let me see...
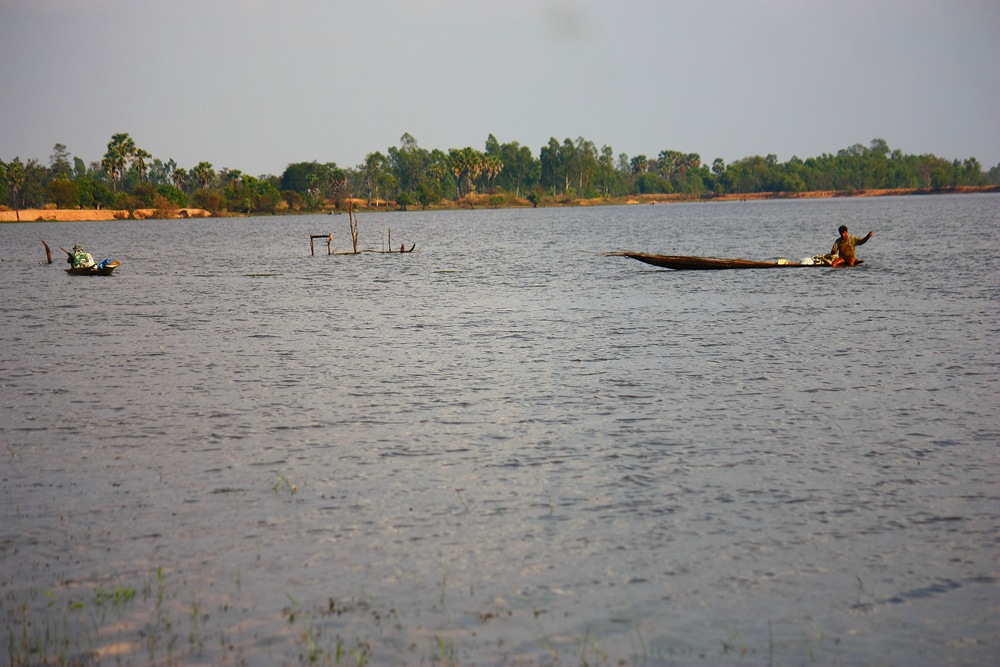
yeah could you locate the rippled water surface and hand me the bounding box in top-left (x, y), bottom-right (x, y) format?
top-left (2, 195), bottom-right (998, 666)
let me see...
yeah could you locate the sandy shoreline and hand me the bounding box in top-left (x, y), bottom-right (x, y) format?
top-left (1, 185), bottom-right (996, 222)
top-left (0, 207), bottom-right (211, 222)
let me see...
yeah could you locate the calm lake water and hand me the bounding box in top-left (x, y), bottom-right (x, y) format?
top-left (2, 195), bottom-right (998, 666)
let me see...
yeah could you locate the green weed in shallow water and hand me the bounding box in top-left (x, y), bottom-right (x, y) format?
top-left (272, 471), bottom-right (299, 496)
top-left (435, 635), bottom-right (458, 667)
top-left (94, 585), bottom-right (136, 607)
top-left (5, 569), bottom-right (851, 666)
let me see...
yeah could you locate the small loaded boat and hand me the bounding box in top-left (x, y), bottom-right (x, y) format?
top-left (62, 244), bottom-right (121, 276)
top-left (65, 259), bottom-right (121, 276)
top-left (608, 251), bottom-right (860, 271)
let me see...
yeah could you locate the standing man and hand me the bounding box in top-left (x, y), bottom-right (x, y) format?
top-left (831, 225), bottom-right (873, 267)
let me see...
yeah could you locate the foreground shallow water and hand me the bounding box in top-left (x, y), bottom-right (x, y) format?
top-left (2, 195), bottom-right (998, 665)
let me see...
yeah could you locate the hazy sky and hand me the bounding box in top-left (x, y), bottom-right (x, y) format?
top-left (2, 0), bottom-right (998, 177)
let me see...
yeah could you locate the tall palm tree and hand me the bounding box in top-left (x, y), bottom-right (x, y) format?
top-left (103, 133), bottom-right (135, 191)
top-left (2, 158), bottom-right (26, 220)
top-left (133, 148), bottom-right (152, 181)
top-left (483, 155), bottom-right (503, 192)
top-left (172, 167), bottom-right (190, 193)
top-left (447, 149), bottom-right (465, 197)
top-left (191, 162), bottom-right (215, 190)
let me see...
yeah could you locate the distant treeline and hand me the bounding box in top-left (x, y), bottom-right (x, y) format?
top-left (2, 133), bottom-right (998, 215)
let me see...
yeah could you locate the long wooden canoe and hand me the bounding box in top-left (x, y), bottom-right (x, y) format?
top-left (608, 251), bottom-right (858, 271)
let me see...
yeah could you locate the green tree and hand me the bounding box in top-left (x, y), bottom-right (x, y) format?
top-left (448, 146), bottom-right (483, 198)
top-left (539, 138), bottom-right (566, 195)
top-left (49, 143), bottom-right (72, 180)
top-left (416, 179), bottom-right (441, 209)
top-left (192, 188), bottom-right (226, 213)
top-left (494, 139), bottom-right (538, 197)
top-left (987, 162), bottom-right (1000, 185)
top-left (635, 171), bottom-right (669, 194)
top-left (156, 183), bottom-right (188, 207)
top-left (75, 176), bottom-right (113, 209)
top-left (396, 191), bottom-right (412, 211)
top-left (73, 156), bottom-right (87, 180)
top-left (571, 137), bottom-right (598, 196)
top-left (171, 167), bottom-right (190, 193)
top-left (387, 133), bottom-right (431, 199)
top-left (226, 174), bottom-right (280, 214)
top-left (20, 159), bottom-right (49, 208)
top-left (132, 182), bottom-right (157, 207)
top-left (280, 162), bottom-right (314, 193)
top-left (132, 148), bottom-right (152, 182)
top-left (960, 157), bottom-right (984, 186)
top-left (49, 178), bottom-right (80, 208)
top-left (597, 145), bottom-right (616, 196)
top-left (361, 151), bottom-right (388, 206)
top-left (426, 149), bottom-right (455, 199)
top-left (1, 159), bottom-right (27, 218)
top-left (191, 162), bottom-right (216, 190)
top-left (102, 132), bottom-right (136, 191)
top-left (480, 154), bottom-right (503, 192)
top-left (149, 158), bottom-right (176, 186)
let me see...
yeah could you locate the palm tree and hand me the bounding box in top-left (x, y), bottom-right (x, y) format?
top-left (191, 162), bottom-right (215, 190)
top-left (103, 133), bottom-right (136, 191)
top-left (462, 147), bottom-right (484, 196)
top-left (172, 167), bottom-right (190, 193)
top-left (448, 148), bottom-right (466, 197)
top-left (219, 168), bottom-right (243, 188)
top-left (483, 155), bottom-right (503, 192)
top-left (133, 148), bottom-right (152, 181)
top-left (1, 158), bottom-right (26, 220)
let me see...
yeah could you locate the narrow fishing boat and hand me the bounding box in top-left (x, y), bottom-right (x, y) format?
top-left (608, 251), bottom-right (860, 270)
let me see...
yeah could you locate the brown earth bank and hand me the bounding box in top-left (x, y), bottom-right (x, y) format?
top-left (2, 186), bottom-right (996, 222)
top-left (618, 185), bottom-right (999, 206)
top-left (0, 207), bottom-right (211, 222)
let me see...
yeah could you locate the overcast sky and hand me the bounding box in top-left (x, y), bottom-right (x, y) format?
top-left (2, 0), bottom-right (997, 177)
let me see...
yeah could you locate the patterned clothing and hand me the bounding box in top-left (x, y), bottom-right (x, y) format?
top-left (69, 249), bottom-right (95, 268)
top-left (831, 234), bottom-right (869, 262)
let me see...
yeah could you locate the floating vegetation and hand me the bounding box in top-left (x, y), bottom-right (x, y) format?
top-left (2, 475), bottom-right (850, 666)
top-left (271, 471), bottom-right (298, 496)
top-left (4, 565), bottom-right (856, 667)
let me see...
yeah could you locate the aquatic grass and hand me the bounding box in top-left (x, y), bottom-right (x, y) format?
top-left (5, 568), bottom-right (848, 666)
top-left (272, 470), bottom-right (299, 496)
top-left (283, 595), bottom-right (374, 666)
top-left (437, 551), bottom-right (449, 611)
top-left (6, 581), bottom-right (142, 666)
top-left (575, 627), bottom-right (609, 667)
top-left (435, 635), bottom-right (458, 667)
top-left (720, 627), bottom-right (752, 659)
top-left (94, 585), bottom-right (136, 607)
